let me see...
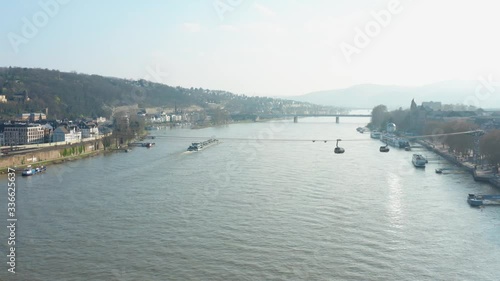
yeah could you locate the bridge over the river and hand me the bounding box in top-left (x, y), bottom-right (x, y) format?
top-left (256, 114), bottom-right (372, 123)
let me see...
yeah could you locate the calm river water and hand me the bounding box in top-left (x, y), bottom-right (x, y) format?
top-left (1, 117), bottom-right (500, 281)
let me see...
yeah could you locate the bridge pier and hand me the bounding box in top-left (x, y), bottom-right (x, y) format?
top-left (336, 116), bottom-right (339, 123)
top-left (294, 116), bottom-right (298, 123)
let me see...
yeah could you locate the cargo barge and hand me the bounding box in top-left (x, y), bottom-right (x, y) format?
top-left (467, 194), bottom-right (500, 207)
top-left (187, 138), bottom-right (219, 152)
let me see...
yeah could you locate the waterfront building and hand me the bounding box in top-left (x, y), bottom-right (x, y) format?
top-left (53, 125), bottom-right (82, 143)
top-left (3, 123), bottom-right (45, 145)
top-left (43, 124), bottom-right (53, 143)
top-left (78, 122), bottom-right (99, 138)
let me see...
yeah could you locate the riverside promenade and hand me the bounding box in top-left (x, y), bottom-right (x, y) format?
top-left (417, 140), bottom-right (500, 188)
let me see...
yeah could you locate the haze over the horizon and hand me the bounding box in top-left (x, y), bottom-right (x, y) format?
top-left (1, 0), bottom-right (499, 97)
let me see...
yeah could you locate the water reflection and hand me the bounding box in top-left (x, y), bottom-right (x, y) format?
top-left (386, 172), bottom-right (404, 229)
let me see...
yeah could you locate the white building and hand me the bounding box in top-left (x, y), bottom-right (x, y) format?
top-left (78, 122), bottom-right (99, 139)
top-left (53, 126), bottom-right (82, 143)
top-left (170, 114), bottom-right (182, 122)
top-left (95, 117), bottom-right (107, 123)
top-left (3, 123), bottom-right (45, 145)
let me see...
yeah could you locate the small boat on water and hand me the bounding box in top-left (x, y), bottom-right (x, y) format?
top-left (379, 145), bottom-right (390, 152)
top-left (467, 194), bottom-right (500, 207)
top-left (22, 165), bottom-right (47, 176)
top-left (22, 165), bottom-right (34, 176)
top-left (356, 127), bottom-right (365, 133)
top-left (142, 142), bottom-right (155, 148)
top-left (412, 154), bottom-right (427, 168)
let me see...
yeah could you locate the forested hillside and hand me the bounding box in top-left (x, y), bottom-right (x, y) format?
top-left (0, 67), bottom-right (340, 120)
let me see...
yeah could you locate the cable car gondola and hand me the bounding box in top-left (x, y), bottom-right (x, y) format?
top-left (334, 139), bottom-right (345, 154)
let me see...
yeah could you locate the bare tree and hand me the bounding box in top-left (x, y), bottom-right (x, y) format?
top-left (480, 130), bottom-right (500, 172)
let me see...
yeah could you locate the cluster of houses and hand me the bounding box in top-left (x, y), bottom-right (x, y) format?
top-left (0, 113), bottom-right (104, 146)
top-left (140, 111), bottom-right (204, 124)
top-left (408, 100), bottom-right (500, 133)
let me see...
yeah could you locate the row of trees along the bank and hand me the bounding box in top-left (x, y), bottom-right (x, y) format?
top-left (369, 104), bottom-right (500, 170)
top-left (102, 113), bottom-right (145, 149)
top-left (369, 105), bottom-right (412, 132)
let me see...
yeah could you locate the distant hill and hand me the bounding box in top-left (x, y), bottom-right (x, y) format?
top-left (0, 67), bottom-right (337, 119)
top-left (289, 81), bottom-right (500, 109)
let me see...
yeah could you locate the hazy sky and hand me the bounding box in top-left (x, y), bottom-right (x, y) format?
top-left (1, 0), bottom-right (499, 96)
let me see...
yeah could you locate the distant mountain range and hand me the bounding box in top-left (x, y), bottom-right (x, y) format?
top-left (288, 81), bottom-right (500, 110)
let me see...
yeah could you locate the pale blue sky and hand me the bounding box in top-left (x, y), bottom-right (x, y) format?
top-left (1, 0), bottom-right (499, 96)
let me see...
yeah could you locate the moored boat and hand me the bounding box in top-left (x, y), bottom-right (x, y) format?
top-left (412, 154), bottom-right (427, 168)
top-left (370, 130), bottom-right (381, 139)
top-left (35, 166), bottom-right (46, 174)
top-left (379, 144), bottom-right (390, 152)
top-left (22, 165), bottom-right (34, 176)
top-left (380, 133), bottom-right (410, 148)
top-left (467, 194), bottom-right (500, 206)
top-left (142, 142), bottom-right (155, 148)
top-left (22, 165), bottom-right (46, 176)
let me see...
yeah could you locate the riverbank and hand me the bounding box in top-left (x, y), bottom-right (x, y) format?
top-left (417, 139), bottom-right (500, 188)
top-left (0, 142), bottom-right (103, 174)
top-left (0, 132), bottom-right (148, 173)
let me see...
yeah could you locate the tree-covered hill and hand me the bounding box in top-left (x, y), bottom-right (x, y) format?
top-left (0, 67), bottom-right (342, 120)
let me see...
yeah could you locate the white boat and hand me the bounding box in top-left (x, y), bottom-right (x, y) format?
top-left (412, 154), bottom-right (427, 168)
top-left (381, 133), bottom-right (410, 148)
top-left (22, 165), bottom-right (34, 176)
top-left (21, 165), bottom-right (47, 176)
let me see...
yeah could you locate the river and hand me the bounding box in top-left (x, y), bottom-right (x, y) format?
top-left (1, 117), bottom-right (500, 281)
